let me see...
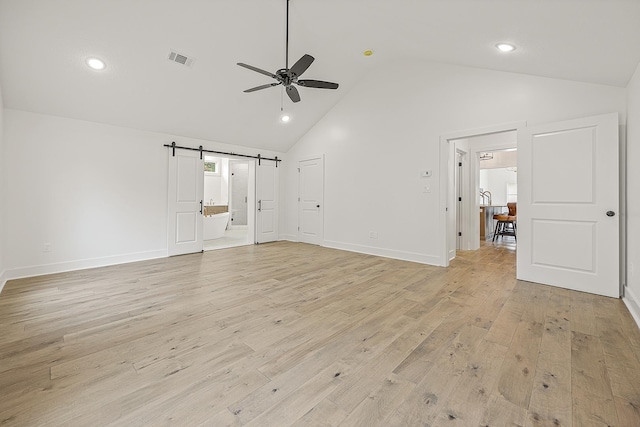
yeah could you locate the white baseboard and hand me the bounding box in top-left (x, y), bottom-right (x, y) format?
top-left (0, 269), bottom-right (7, 295)
top-left (323, 240), bottom-right (441, 266)
top-left (623, 286), bottom-right (640, 330)
top-left (1, 249), bottom-right (168, 285)
top-left (279, 234), bottom-right (298, 242)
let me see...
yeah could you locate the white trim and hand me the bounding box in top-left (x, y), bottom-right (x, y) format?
top-left (0, 269), bottom-right (7, 295)
top-left (323, 240), bottom-right (441, 266)
top-left (1, 249), bottom-right (167, 285)
top-left (279, 234), bottom-right (298, 242)
top-left (298, 154), bottom-right (325, 163)
top-left (439, 121), bottom-right (526, 267)
top-left (623, 286), bottom-right (640, 330)
top-left (439, 121), bottom-right (527, 143)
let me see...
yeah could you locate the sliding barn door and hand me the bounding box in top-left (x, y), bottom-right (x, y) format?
top-left (256, 161), bottom-right (279, 243)
top-left (168, 150), bottom-right (204, 256)
top-left (517, 113), bottom-right (619, 297)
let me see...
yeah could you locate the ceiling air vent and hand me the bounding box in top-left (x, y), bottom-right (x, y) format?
top-left (168, 50), bottom-right (194, 67)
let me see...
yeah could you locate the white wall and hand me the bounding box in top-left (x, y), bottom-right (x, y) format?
top-left (3, 109), bottom-right (284, 279)
top-left (479, 169), bottom-right (517, 206)
top-left (282, 60), bottom-right (627, 265)
top-left (625, 62), bottom-right (640, 326)
top-left (204, 157), bottom-right (229, 206)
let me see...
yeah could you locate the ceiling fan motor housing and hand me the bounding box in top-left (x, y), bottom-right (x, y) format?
top-left (277, 69), bottom-right (293, 85)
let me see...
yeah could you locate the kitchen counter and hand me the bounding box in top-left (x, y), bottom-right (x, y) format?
top-left (480, 205), bottom-right (507, 240)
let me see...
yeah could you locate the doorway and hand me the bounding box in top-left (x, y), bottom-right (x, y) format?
top-left (202, 156), bottom-right (256, 251)
top-left (439, 122), bottom-right (523, 266)
top-left (168, 148), bottom-right (279, 256)
top-left (449, 131), bottom-right (518, 256)
top-left (478, 148), bottom-right (518, 247)
top-left (440, 114), bottom-right (620, 298)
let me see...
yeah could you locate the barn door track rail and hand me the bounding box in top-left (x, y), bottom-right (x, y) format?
top-left (164, 142), bottom-right (281, 166)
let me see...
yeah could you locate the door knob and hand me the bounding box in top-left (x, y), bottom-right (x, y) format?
top-left (606, 211), bottom-right (615, 217)
top-left (316, 205), bottom-right (320, 208)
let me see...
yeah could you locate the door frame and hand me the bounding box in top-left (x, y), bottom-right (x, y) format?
top-left (439, 121), bottom-right (526, 267)
top-left (455, 150), bottom-right (464, 251)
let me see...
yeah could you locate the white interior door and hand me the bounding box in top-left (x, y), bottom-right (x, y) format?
top-left (168, 150), bottom-right (204, 256)
top-left (298, 156), bottom-right (324, 245)
top-left (256, 160), bottom-right (278, 243)
top-left (517, 112), bottom-right (619, 297)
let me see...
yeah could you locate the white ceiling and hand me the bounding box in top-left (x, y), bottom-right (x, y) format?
top-left (1, 0), bottom-right (639, 152)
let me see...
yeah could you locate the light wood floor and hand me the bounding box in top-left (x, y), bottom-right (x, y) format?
top-left (1, 241), bottom-right (640, 426)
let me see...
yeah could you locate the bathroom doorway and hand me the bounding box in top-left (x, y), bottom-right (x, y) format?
top-left (202, 156), bottom-right (255, 251)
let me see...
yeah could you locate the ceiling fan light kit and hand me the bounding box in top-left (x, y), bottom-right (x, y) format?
top-left (237, 0), bottom-right (339, 104)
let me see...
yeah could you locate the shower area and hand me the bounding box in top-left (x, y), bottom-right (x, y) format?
top-left (229, 161), bottom-right (249, 228)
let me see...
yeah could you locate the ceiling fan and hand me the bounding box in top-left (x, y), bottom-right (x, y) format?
top-left (237, 0), bottom-right (339, 103)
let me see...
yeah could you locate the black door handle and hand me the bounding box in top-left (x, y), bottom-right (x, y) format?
top-left (606, 211), bottom-right (615, 217)
top-left (316, 205), bottom-right (320, 208)
top-left (200, 200), bottom-right (203, 214)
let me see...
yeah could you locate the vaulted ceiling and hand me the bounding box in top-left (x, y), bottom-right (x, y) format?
top-left (1, 0), bottom-right (639, 152)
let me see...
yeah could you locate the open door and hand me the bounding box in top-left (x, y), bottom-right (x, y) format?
top-left (256, 161), bottom-right (278, 243)
top-left (168, 150), bottom-right (204, 256)
top-left (298, 156), bottom-right (324, 245)
top-left (517, 113), bottom-right (619, 297)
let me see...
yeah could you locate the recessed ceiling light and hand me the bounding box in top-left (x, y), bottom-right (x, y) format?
top-left (363, 50), bottom-right (373, 57)
top-left (496, 43), bottom-right (516, 52)
top-left (86, 57), bottom-right (106, 70)
top-left (281, 114), bottom-right (291, 123)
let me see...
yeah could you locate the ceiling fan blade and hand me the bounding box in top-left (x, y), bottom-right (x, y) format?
top-left (237, 63), bottom-right (278, 80)
top-left (286, 85), bottom-right (301, 103)
top-left (297, 79), bottom-right (339, 89)
top-left (289, 54), bottom-right (314, 77)
top-left (243, 82), bottom-right (281, 93)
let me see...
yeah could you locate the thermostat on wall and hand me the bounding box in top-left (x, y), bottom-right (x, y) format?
top-left (421, 170), bottom-right (432, 178)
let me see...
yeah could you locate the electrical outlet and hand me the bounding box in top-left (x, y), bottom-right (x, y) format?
top-left (369, 231), bottom-right (378, 239)
top-left (43, 243), bottom-right (52, 252)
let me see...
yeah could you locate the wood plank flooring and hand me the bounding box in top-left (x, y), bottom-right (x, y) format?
top-left (1, 241), bottom-right (640, 426)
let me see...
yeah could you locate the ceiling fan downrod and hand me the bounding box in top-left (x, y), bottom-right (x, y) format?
top-left (285, 0), bottom-right (289, 70)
